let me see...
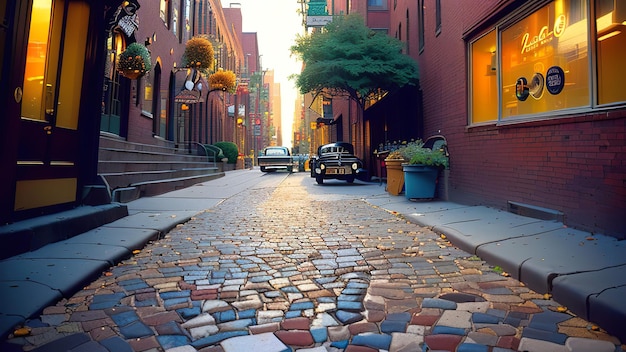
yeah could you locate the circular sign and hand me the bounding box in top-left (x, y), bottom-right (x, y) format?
top-left (515, 77), bottom-right (529, 101)
top-left (529, 72), bottom-right (545, 100)
top-left (546, 66), bottom-right (565, 95)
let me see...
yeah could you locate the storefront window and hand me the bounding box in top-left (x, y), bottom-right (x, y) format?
top-left (596, 0), bottom-right (626, 105)
top-left (501, 0), bottom-right (589, 118)
top-left (470, 30), bottom-right (498, 124)
top-left (160, 0), bottom-right (168, 24)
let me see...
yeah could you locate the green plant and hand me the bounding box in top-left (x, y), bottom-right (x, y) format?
top-left (407, 147), bottom-right (449, 168)
top-left (213, 141), bottom-right (238, 164)
top-left (385, 139), bottom-right (422, 160)
top-left (117, 42), bottom-right (152, 77)
top-left (393, 139), bottom-right (448, 168)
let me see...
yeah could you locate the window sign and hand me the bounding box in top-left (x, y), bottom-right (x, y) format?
top-left (501, 0), bottom-right (589, 118)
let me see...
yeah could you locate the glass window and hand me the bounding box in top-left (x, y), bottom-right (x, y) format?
top-left (160, 0), bottom-right (168, 24)
top-left (172, 7), bottom-right (178, 37)
top-left (596, 0), bottom-right (626, 105)
top-left (418, 0), bottom-right (424, 52)
top-left (470, 30), bottom-right (498, 124)
top-left (435, 0), bottom-right (441, 36)
top-left (143, 72), bottom-right (153, 116)
top-left (22, 0), bottom-right (55, 121)
top-left (368, 0), bottom-right (387, 10)
top-left (159, 97), bottom-right (167, 138)
top-left (101, 34), bottom-right (123, 135)
top-left (500, 0), bottom-right (589, 118)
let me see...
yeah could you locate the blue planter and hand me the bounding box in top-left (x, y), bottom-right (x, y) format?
top-left (402, 164), bottom-right (439, 199)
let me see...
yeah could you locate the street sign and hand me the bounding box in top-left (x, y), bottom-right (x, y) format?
top-left (254, 125), bottom-right (261, 136)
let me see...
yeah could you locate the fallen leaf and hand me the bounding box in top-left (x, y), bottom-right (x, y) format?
top-left (14, 327), bottom-right (31, 336)
top-left (557, 306), bottom-right (568, 312)
top-left (132, 249), bottom-right (141, 254)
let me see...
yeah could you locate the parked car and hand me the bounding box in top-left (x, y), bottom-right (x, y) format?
top-left (310, 142), bottom-right (364, 184)
top-left (258, 146), bottom-right (293, 172)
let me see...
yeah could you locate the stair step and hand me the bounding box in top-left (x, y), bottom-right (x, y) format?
top-left (112, 172), bottom-right (225, 202)
top-left (98, 135), bottom-right (223, 199)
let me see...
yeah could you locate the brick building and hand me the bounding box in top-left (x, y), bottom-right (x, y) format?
top-left (304, 0), bottom-right (625, 238)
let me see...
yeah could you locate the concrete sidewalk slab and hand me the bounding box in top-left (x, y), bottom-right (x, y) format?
top-left (104, 211), bottom-right (198, 234)
top-left (366, 199), bottom-right (465, 216)
top-left (552, 265), bottom-right (626, 342)
top-left (11, 242), bottom-right (130, 266)
top-left (127, 197), bottom-right (222, 212)
top-left (0, 258), bottom-right (110, 296)
top-left (0, 280), bottom-right (63, 333)
top-left (62, 227), bottom-right (159, 251)
top-left (0, 203), bottom-right (128, 260)
top-left (433, 217), bottom-right (563, 254)
top-left (475, 227), bottom-right (626, 294)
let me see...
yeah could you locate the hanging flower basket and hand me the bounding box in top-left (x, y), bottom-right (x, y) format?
top-left (117, 42), bottom-right (152, 79)
top-left (119, 69), bottom-right (143, 79)
top-left (209, 69), bottom-right (237, 93)
top-left (182, 36), bottom-right (214, 74)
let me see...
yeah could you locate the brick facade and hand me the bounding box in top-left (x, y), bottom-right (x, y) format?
top-left (413, 0), bottom-right (626, 238)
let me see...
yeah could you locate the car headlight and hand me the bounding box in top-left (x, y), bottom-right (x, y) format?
top-left (351, 163), bottom-right (358, 170)
top-left (320, 163), bottom-right (326, 170)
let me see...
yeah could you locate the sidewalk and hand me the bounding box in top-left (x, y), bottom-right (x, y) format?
top-left (0, 173), bottom-right (624, 343)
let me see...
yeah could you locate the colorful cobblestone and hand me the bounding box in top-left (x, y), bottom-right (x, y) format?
top-left (3, 175), bottom-right (623, 351)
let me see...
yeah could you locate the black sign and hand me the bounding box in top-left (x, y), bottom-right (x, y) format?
top-left (546, 66), bottom-right (565, 95)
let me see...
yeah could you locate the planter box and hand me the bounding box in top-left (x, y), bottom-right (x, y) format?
top-left (402, 164), bottom-right (439, 199)
top-left (384, 158), bottom-right (406, 196)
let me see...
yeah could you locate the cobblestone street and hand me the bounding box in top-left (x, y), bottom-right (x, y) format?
top-left (5, 173), bottom-right (622, 351)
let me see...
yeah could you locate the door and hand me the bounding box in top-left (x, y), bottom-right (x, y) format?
top-left (14, 0), bottom-right (90, 215)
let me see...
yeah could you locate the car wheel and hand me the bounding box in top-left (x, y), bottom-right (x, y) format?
top-left (316, 176), bottom-right (324, 184)
top-left (287, 166), bottom-right (293, 173)
top-left (260, 166), bottom-right (267, 172)
top-left (346, 176), bottom-right (355, 183)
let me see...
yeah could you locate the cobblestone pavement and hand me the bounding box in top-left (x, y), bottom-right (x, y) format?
top-left (5, 174), bottom-right (623, 351)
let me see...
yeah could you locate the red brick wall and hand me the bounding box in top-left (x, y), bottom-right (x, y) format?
top-left (416, 0), bottom-right (626, 238)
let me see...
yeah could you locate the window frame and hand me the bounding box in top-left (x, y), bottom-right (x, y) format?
top-left (467, 0), bottom-right (623, 127)
top-left (418, 0), bottom-right (424, 53)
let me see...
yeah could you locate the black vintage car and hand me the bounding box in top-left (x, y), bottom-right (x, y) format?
top-left (310, 142), bottom-right (365, 184)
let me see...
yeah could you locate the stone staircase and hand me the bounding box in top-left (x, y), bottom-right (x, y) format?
top-left (98, 135), bottom-right (224, 202)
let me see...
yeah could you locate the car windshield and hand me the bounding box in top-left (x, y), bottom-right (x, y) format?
top-left (265, 148), bottom-right (287, 156)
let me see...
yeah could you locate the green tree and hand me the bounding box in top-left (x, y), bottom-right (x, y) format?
top-left (290, 14), bottom-right (419, 110)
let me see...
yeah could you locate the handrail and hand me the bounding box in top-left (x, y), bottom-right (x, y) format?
top-left (194, 142), bottom-right (221, 167)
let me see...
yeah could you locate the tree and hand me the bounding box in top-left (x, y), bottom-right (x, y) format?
top-left (290, 14), bottom-right (419, 110)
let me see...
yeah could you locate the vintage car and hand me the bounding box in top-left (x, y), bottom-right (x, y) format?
top-left (310, 142), bottom-right (364, 184)
top-left (258, 146), bottom-right (293, 172)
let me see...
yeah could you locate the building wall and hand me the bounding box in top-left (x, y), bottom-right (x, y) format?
top-left (389, 1), bottom-right (418, 57)
top-left (415, 0), bottom-right (626, 238)
top-left (129, 0), bottom-right (188, 146)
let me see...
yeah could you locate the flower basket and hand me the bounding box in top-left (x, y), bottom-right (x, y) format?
top-left (117, 42), bottom-right (152, 79)
top-left (182, 36), bottom-right (214, 74)
top-left (119, 69), bottom-right (143, 79)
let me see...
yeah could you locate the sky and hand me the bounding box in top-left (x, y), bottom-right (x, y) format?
top-left (229, 0), bottom-right (304, 147)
